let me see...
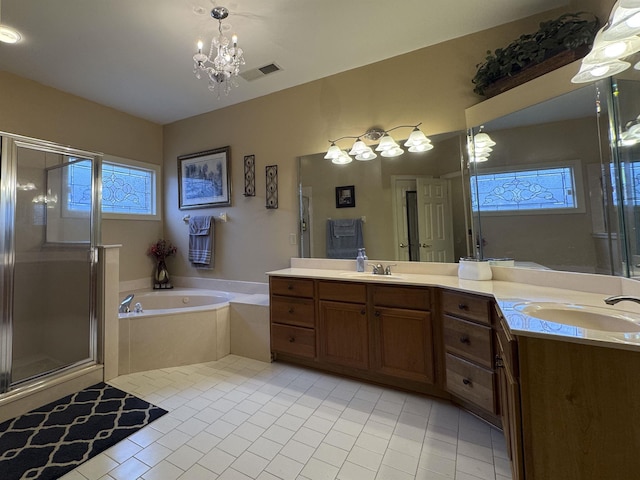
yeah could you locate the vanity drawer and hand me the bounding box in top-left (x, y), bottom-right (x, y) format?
top-left (270, 277), bottom-right (314, 298)
top-left (271, 324), bottom-right (316, 358)
top-left (371, 285), bottom-right (431, 311)
top-left (441, 290), bottom-right (491, 325)
top-left (318, 281), bottom-right (366, 303)
top-left (443, 315), bottom-right (493, 368)
top-left (446, 353), bottom-right (496, 413)
top-left (271, 296), bottom-right (315, 328)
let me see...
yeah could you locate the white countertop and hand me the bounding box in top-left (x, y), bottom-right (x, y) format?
top-left (268, 261), bottom-right (640, 352)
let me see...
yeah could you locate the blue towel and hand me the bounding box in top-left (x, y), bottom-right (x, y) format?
top-left (332, 218), bottom-right (356, 237)
top-left (326, 219), bottom-right (364, 259)
top-left (188, 216), bottom-right (214, 268)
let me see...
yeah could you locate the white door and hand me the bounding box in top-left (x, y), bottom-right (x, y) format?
top-left (417, 178), bottom-right (454, 262)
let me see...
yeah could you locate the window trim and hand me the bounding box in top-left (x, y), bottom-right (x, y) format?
top-left (471, 160), bottom-right (586, 216)
top-left (100, 155), bottom-right (161, 221)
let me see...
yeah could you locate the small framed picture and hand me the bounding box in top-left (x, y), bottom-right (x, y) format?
top-left (178, 146), bottom-right (231, 209)
top-left (335, 185), bottom-right (355, 208)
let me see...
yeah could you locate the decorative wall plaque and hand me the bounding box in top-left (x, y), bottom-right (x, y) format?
top-left (243, 154), bottom-right (255, 196)
top-left (265, 165), bottom-right (278, 209)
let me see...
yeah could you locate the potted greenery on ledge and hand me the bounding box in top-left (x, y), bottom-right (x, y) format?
top-left (472, 12), bottom-right (599, 97)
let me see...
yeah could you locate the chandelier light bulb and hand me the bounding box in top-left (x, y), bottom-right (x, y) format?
top-left (355, 147), bottom-right (377, 161)
top-left (349, 139), bottom-right (369, 156)
top-left (324, 143), bottom-right (341, 160)
top-left (375, 134), bottom-right (399, 152)
top-left (0, 25), bottom-right (21, 44)
top-left (331, 151), bottom-right (352, 165)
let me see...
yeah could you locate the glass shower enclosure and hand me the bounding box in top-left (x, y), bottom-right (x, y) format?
top-left (0, 133), bottom-right (100, 394)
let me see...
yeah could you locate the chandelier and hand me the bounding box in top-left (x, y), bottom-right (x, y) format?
top-left (193, 6), bottom-right (245, 96)
top-left (324, 124), bottom-right (433, 165)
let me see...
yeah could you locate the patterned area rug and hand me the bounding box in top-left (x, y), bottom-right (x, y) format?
top-left (0, 382), bottom-right (167, 480)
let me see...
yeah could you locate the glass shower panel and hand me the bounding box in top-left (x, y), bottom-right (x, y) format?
top-left (10, 147), bottom-right (94, 384)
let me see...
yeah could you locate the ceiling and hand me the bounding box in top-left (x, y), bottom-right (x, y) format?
top-left (0, 0), bottom-right (568, 125)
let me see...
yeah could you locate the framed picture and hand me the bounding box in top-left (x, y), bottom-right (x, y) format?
top-left (335, 185), bottom-right (355, 208)
top-left (178, 146), bottom-right (231, 209)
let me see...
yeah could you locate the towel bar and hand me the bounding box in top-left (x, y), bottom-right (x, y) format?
top-left (182, 213), bottom-right (228, 223)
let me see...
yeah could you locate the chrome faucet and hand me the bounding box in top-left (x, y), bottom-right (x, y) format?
top-left (119, 294), bottom-right (135, 313)
top-left (369, 263), bottom-right (396, 275)
top-left (604, 295), bottom-right (640, 306)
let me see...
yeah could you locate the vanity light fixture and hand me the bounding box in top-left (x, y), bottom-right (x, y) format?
top-left (324, 124), bottom-right (432, 165)
top-left (468, 130), bottom-right (496, 163)
top-left (573, 2), bottom-right (640, 83)
top-left (0, 0), bottom-right (21, 44)
top-left (193, 6), bottom-right (245, 96)
top-left (603, 3), bottom-right (640, 41)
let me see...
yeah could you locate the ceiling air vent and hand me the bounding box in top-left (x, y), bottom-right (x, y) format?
top-left (240, 63), bottom-right (282, 82)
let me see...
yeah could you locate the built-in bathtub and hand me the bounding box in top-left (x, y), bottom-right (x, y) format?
top-left (118, 288), bottom-right (236, 374)
top-left (118, 288), bottom-right (235, 318)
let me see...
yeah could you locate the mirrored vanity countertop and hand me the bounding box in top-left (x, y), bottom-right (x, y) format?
top-left (268, 263), bottom-right (640, 351)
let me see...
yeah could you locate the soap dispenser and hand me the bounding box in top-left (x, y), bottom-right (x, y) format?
top-left (356, 248), bottom-right (366, 272)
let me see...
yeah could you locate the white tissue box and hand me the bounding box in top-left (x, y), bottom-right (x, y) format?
top-left (458, 258), bottom-right (492, 281)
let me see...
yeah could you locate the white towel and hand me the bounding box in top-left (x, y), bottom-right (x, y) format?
top-left (188, 216), bottom-right (214, 268)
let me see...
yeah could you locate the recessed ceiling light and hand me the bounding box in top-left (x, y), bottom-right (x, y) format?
top-left (0, 25), bottom-right (21, 44)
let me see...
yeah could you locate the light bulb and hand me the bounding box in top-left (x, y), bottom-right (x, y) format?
top-left (591, 65), bottom-right (610, 77)
top-left (604, 41), bottom-right (627, 58)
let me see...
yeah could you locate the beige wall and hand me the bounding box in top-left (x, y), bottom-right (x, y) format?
top-left (0, 71), bottom-right (164, 281)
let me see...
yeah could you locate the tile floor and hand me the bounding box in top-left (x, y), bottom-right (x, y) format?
top-left (61, 355), bottom-right (512, 480)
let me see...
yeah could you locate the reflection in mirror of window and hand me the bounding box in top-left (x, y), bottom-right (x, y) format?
top-left (471, 164), bottom-right (580, 214)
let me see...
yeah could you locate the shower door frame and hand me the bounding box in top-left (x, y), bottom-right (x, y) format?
top-left (0, 132), bottom-right (102, 394)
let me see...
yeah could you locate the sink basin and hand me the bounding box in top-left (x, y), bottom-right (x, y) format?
top-left (338, 272), bottom-right (405, 280)
top-left (513, 302), bottom-right (640, 332)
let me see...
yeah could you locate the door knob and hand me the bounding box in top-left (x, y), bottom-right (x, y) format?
top-left (420, 243), bottom-right (432, 248)
top-left (399, 243), bottom-right (408, 248)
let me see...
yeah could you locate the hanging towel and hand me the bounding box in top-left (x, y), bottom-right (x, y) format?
top-left (326, 218), bottom-right (363, 259)
top-left (332, 218), bottom-right (356, 237)
top-left (188, 215), bottom-right (214, 268)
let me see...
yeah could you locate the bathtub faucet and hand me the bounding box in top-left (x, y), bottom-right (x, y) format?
top-left (119, 294), bottom-right (135, 313)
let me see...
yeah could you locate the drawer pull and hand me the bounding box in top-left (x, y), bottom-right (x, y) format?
top-left (375, 311), bottom-right (381, 317)
top-left (462, 378), bottom-right (472, 386)
top-left (287, 284), bottom-right (293, 290)
top-left (495, 355), bottom-right (504, 368)
top-left (459, 336), bottom-right (470, 344)
top-left (361, 309), bottom-right (366, 315)
top-left (458, 303), bottom-right (469, 311)
top-left (289, 336), bottom-right (295, 343)
top-left (288, 308), bottom-right (294, 314)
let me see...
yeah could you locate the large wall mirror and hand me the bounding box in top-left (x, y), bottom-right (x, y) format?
top-left (467, 59), bottom-right (640, 278)
top-left (298, 132), bottom-right (472, 262)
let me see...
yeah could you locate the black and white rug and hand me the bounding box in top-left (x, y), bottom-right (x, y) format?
top-left (0, 382), bottom-right (167, 480)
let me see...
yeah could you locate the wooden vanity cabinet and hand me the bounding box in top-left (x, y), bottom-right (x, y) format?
top-left (269, 277), bottom-right (316, 359)
top-left (318, 281), bottom-right (368, 370)
top-left (442, 289), bottom-right (498, 423)
top-left (370, 285), bottom-right (435, 385)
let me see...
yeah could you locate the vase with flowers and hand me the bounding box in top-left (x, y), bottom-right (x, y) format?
top-left (147, 239), bottom-right (177, 289)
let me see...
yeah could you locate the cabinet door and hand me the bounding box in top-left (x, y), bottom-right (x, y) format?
top-left (372, 307), bottom-right (434, 384)
top-left (318, 300), bottom-right (368, 369)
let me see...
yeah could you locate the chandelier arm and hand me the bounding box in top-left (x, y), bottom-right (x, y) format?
top-left (328, 135), bottom-right (360, 144)
top-left (385, 123), bottom-right (422, 133)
